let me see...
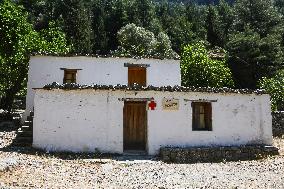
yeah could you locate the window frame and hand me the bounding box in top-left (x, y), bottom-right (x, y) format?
top-left (63, 69), bottom-right (77, 84)
top-left (192, 102), bottom-right (212, 131)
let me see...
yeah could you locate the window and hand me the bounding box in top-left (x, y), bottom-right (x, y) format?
top-left (128, 67), bottom-right (146, 86)
top-left (192, 102), bottom-right (212, 131)
top-left (63, 70), bottom-right (77, 84)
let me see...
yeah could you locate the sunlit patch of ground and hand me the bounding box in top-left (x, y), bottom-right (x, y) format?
top-left (273, 136), bottom-right (284, 155)
top-left (0, 121), bottom-right (284, 188)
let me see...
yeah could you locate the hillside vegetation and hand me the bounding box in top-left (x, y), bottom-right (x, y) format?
top-left (0, 0), bottom-right (283, 111)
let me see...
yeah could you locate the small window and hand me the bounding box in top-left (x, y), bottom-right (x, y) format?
top-left (63, 70), bottom-right (77, 84)
top-left (128, 67), bottom-right (146, 86)
top-left (192, 102), bottom-right (212, 131)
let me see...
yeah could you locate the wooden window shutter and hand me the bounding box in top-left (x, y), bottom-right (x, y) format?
top-left (63, 70), bottom-right (77, 84)
top-left (192, 102), bottom-right (200, 130)
top-left (204, 103), bottom-right (212, 131)
top-left (192, 102), bottom-right (212, 131)
top-left (128, 67), bottom-right (146, 86)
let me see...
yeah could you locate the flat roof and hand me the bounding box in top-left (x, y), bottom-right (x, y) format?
top-left (30, 52), bottom-right (180, 60)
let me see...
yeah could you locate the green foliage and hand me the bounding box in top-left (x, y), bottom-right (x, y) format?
top-left (91, 0), bottom-right (108, 54)
top-left (131, 0), bottom-right (161, 33)
top-left (116, 23), bottom-right (156, 56)
top-left (37, 21), bottom-right (70, 53)
top-left (233, 0), bottom-right (282, 37)
top-left (116, 23), bottom-right (178, 59)
top-left (58, 0), bottom-right (93, 53)
top-left (155, 32), bottom-right (176, 58)
top-left (260, 70), bottom-right (284, 111)
top-left (205, 1), bottom-right (234, 48)
top-left (227, 0), bottom-right (284, 88)
top-left (1, 0), bottom-right (283, 96)
top-left (0, 0), bottom-right (38, 108)
top-left (206, 5), bottom-right (220, 47)
top-left (216, 0), bottom-right (234, 47)
top-left (0, 0), bottom-right (69, 111)
top-left (166, 17), bottom-right (196, 54)
top-left (181, 42), bottom-right (234, 88)
top-left (185, 3), bottom-right (207, 41)
top-left (275, 0), bottom-right (284, 16)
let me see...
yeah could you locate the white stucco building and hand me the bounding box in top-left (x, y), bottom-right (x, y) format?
top-left (26, 55), bottom-right (273, 155)
top-left (25, 55), bottom-right (180, 118)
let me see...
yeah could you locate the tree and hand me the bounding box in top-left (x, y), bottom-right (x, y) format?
top-left (166, 16), bottom-right (196, 54)
top-left (227, 0), bottom-right (284, 88)
top-left (233, 0), bottom-right (282, 37)
top-left (206, 5), bottom-right (221, 47)
top-left (91, 0), bottom-right (108, 54)
top-left (116, 23), bottom-right (156, 56)
top-left (181, 42), bottom-right (234, 88)
top-left (0, 0), bottom-right (69, 111)
top-left (104, 0), bottom-right (130, 51)
top-left (17, 0), bottom-right (47, 27)
top-left (116, 23), bottom-right (178, 59)
top-left (216, 0), bottom-right (234, 47)
top-left (131, 0), bottom-right (162, 34)
top-left (185, 2), bottom-right (207, 41)
top-left (154, 32), bottom-right (178, 59)
top-left (58, 0), bottom-right (93, 53)
top-left (260, 70), bottom-right (284, 111)
top-left (275, 0), bottom-right (284, 16)
top-left (0, 0), bottom-right (38, 111)
top-left (37, 21), bottom-right (70, 53)
top-left (156, 2), bottom-right (197, 53)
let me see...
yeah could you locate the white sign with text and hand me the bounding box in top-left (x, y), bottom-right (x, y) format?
top-left (162, 98), bottom-right (179, 110)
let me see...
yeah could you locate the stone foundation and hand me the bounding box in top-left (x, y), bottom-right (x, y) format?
top-left (160, 146), bottom-right (279, 163)
top-left (272, 111), bottom-right (284, 137)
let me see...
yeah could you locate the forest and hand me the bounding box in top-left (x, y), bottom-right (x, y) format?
top-left (0, 0), bottom-right (283, 111)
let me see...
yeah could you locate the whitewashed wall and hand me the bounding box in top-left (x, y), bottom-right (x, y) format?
top-left (33, 89), bottom-right (272, 155)
top-left (24, 56), bottom-right (181, 120)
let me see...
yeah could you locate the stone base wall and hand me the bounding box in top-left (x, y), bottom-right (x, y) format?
top-left (272, 111), bottom-right (284, 137)
top-left (160, 146), bottom-right (279, 163)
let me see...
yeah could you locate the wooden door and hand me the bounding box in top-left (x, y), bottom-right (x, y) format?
top-left (123, 101), bottom-right (147, 151)
top-left (128, 67), bottom-right (146, 86)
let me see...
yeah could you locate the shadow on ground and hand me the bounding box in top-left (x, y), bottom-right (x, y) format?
top-left (1, 142), bottom-right (158, 162)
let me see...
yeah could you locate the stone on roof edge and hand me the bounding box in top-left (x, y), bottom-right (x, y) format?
top-left (33, 83), bottom-right (268, 95)
top-left (30, 52), bottom-right (180, 61)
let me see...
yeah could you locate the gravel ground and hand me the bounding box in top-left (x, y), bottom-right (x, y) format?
top-left (0, 127), bottom-right (284, 188)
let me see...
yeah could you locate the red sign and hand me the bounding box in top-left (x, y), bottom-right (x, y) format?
top-left (148, 101), bottom-right (157, 110)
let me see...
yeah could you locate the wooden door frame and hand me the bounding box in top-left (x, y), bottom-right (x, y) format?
top-left (123, 100), bottom-right (148, 153)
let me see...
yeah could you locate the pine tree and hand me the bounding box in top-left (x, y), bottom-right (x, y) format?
top-left (216, 0), bottom-right (234, 47)
top-left (59, 0), bottom-right (93, 53)
top-left (91, 0), bottom-right (108, 54)
top-left (166, 17), bottom-right (196, 53)
top-left (185, 2), bottom-right (207, 41)
top-left (206, 5), bottom-right (220, 47)
top-left (131, 0), bottom-right (162, 34)
top-left (227, 0), bottom-right (284, 88)
top-left (233, 0), bottom-right (282, 37)
top-left (104, 0), bottom-right (130, 51)
top-left (275, 0), bottom-right (284, 15)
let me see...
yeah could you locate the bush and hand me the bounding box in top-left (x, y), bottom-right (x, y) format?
top-left (260, 70), bottom-right (284, 111)
top-left (181, 42), bottom-right (234, 88)
top-left (115, 23), bottom-right (178, 59)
